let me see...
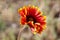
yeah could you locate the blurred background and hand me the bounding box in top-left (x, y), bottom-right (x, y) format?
top-left (0, 0), bottom-right (60, 40)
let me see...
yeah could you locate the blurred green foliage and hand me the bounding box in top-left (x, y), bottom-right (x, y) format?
top-left (0, 20), bottom-right (6, 31)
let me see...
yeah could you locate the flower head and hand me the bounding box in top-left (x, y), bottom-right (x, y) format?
top-left (18, 5), bottom-right (46, 34)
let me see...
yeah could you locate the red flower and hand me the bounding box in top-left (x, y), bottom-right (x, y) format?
top-left (18, 5), bottom-right (46, 34)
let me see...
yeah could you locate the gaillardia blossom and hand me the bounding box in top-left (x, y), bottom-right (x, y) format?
top-left (18, 5), bottom-right (46, 34)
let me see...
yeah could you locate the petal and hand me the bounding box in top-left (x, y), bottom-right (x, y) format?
top-left (28, 21), bottom-right (34, 28)
top-left (22, 7), bottom-right (27, 15)
top-left (34, 23), bottom-right (45, 33)
top-left (20, 17), bottom-right (26, 25)
top-left (27, 7), bottom-right (37, 16)
top-left (35, 11), bottom-right (40, 16)
top-left (20, 11), bottom-right (25, 17)
top-left (36, 16), bottom-right (46, 23)
top-left (40, 21), bottom-right (46, 25)
top-left (18, 7), bottom-right (27, 17)
top-left (39, 26), bottom-right (43, 33)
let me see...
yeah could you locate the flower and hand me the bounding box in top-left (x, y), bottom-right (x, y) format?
top-left (18, 5), bottom-right (46, 34)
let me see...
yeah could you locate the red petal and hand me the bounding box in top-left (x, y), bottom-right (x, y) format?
top-left (20, 17), bottom-right (26, 25)
top-left (28, 21), bottom-right (34, 28)
top-left (22, 8), bottom-right (27, 15)
top-left (40, 21), bottom-right (46, 25)
top-left (27, 7), bottom-right (37, 17)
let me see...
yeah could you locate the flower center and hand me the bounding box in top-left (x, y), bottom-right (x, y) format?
top-left (29, 17), bottom-right (34, 21)
top-left (26, 16), bottom-right (36, 23)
